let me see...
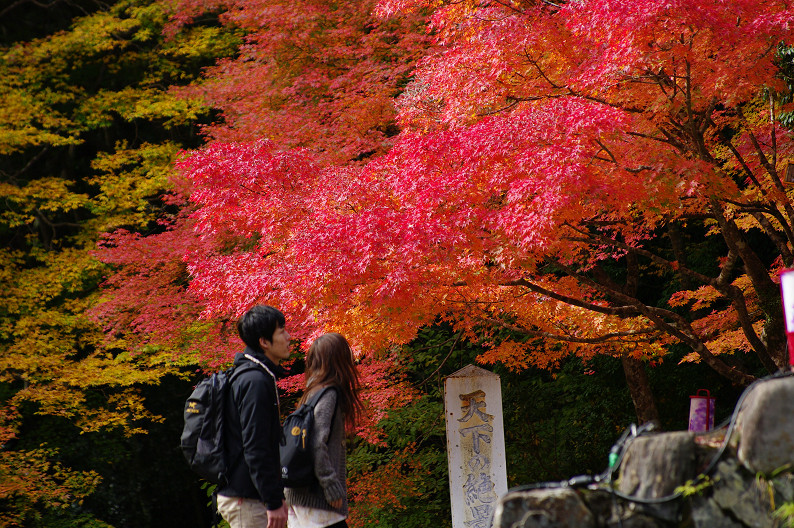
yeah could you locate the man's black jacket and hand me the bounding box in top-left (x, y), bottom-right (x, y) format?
top-left (218, 347), bottom-right (288, 509)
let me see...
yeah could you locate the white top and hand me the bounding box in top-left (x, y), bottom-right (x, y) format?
top-left (287, 503), bottom-right (346, 528)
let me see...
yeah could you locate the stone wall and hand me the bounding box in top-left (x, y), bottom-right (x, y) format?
top-left (492, 374), bottom-right (794, 528)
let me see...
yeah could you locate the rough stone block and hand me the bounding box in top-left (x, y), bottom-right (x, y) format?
top-left (734, 376), bottom-right (794, 475)
top-left (618, 431), bottom-right (696, 499)
top-left (687, 495), bottom-right (744, 528)
top-left (491, 487), bottom-right (595, 528)
top-left (711, 459), bottom-right (774, 528)
top-left (614, 431), bottom-right (695, 523)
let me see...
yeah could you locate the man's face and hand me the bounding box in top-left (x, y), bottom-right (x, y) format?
top-left (259, 326), bottom-right (291, 365)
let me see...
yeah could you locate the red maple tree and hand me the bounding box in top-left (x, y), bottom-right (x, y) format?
top-left (166, 0), bottom-right (429, 163)
top-left (94, 0), bottom-right (794, 428)
top-left (172, 0), bottom-right (794, 422)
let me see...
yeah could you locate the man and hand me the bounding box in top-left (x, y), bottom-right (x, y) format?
top-left (217, 305), bottom-right (291, 528)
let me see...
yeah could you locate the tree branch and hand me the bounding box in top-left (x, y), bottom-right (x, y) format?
top-left (708, 197), bottom-right (783, 370)
top-left (482, 316), bottom-right (660, 345)
top-left (550, 258), bottom-right (758, 385)
top-left (494, 278), bottom-right (640, 317)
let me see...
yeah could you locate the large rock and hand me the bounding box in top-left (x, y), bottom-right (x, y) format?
top-left (613, 431), bottom-right (695, 523)
top-left (618, 431), bottom-right (696, 499)
top-left (491, 487), bottom-right (595, 528)
top-left (733, 376), bottom-right (794, 475)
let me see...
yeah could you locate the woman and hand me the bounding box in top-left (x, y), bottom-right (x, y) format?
top-left (286, 333), bottom-right (364, 528)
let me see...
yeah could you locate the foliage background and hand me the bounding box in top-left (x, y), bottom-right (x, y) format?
top-left (0, 0), bottom-right (239, 524)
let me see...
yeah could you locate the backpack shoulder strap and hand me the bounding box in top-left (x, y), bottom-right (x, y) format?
top-left (304, 386), bottom-right (337, 408)
top-left (304, 386), bottom-right (339, 443)
top-left (241, 353), bottom-right (280, 411)
top-left (228, 363), bottom-right (256, 380)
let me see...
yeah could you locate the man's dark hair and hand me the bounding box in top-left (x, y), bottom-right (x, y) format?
top-left (237, 305), bottom-right (286, 351)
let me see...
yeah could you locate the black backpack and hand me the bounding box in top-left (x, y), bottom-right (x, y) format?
top-left (279, 386), bottom-right (336, 488)
top-left (181, 365), bottom-right (250, 485)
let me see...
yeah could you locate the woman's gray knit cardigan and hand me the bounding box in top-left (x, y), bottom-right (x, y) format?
top-left (284, 387), bottom-right (348, 516)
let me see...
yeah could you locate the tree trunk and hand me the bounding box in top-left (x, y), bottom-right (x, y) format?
top-left (621, 356), bottom-right (659, 425)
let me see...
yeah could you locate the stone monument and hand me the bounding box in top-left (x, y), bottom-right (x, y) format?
top-left (444, 364), bottom-right (508, 528)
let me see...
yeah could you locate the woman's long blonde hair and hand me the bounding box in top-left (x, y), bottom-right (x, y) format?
top-left (301, 332), bottom-right (364, 431)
